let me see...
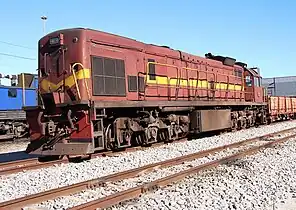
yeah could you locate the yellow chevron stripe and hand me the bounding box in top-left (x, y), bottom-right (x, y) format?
top-left (40, 69), bottom-right (91, 92)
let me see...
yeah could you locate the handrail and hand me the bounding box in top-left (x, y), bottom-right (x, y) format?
top-left (70, 63), bottom-right (91, 101)
top-left (72, 63), bottom-right (91, 101)
top-left (145, 61), bottom-right (179, 100)
top-left (144, 61), bottom-right (245, 100)
top-left (71, 64), bottom-right (81, 100)
top-left (181, 66), bottom-right (241, 81)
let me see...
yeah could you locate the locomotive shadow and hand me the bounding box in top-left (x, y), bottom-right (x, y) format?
top-left (0, 151), bottom-right (39, 163)
top-left (187, 129), bottom-right (229, 141)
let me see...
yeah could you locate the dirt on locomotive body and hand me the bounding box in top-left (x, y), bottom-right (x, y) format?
top-left (23, 28), bottom-right (296, 161)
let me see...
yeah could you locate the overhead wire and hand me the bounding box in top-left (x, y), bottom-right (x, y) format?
top-left (0, 40), bottom-right (36, 50)
top-left (0, 40), bottom-right (36, 60)
top-left (0, 52), bottom-right (36, 60)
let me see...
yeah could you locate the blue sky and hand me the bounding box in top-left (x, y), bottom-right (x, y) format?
top-left (0, 0), bottom-right (295, 79)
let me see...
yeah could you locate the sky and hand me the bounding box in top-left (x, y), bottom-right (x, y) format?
top-left (0, 0), bottom-right (295, 80)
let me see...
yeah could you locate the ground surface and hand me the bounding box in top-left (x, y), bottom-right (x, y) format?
top-left (1, 121), bottom-right (296, 210)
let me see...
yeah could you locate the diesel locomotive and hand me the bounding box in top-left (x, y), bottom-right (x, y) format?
top-left (23, 28), bottom-right (289, 160)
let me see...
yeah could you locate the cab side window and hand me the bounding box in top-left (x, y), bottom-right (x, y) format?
top-left (8, 88), bottom-right (17, 98)
top-left (254, 77), bottom-right (260, 87)
top-left (245, 76), bottom-right (252, 87)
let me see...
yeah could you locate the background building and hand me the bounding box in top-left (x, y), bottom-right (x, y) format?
top-left (262, 76), bottom-right (296, 96)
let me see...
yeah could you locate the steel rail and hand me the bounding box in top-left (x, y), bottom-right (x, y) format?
top-left (0, 146), bottom-right (162, 176)
top-left (0, 158), bottom-right (70, 176)
top-left (69, 132), bottom-right (296, 210)
top-left (0, 158), bottom-right (38, 170)
top-left (0, 138), bottom-right (188, 176)
top-left (0, 125), bottom-right (293, 176)
top-left (0, 127), bottom-right (295, 209)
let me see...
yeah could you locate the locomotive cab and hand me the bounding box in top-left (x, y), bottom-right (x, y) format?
top-left (244, 67), bottom-right (264, 103)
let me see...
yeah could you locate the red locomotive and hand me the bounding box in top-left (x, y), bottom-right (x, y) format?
top-left (23, 28), bottom-right (292, 160)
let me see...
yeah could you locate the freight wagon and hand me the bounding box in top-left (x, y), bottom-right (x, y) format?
top-left (267, 96), bottom-right (296, 122)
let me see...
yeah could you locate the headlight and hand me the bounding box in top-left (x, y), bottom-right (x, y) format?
top-left (49, 37), bottom-right (60, 45)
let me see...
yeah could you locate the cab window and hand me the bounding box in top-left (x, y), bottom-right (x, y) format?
top-left (8, 88), bottom-right (17, 97)
top-left (245, 76), bottom-right (252, 87)
top-left (254, 77), bottom-right (260, 87)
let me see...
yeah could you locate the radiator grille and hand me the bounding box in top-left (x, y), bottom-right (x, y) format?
top-left (92, 56), bottom-right (126, 96)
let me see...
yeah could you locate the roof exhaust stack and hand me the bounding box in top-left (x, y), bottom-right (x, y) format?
top-left (250, 67), bottom-right (260, 75)
top-left (205, 53), bottom-right (236, 67)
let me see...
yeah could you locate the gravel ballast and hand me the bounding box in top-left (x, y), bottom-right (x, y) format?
top-left (112, 139), bottom-right (296, 210)
top-left (30, 131), bottom-right (296, 209)
top-left (1, 121), bottom-right (296, 209)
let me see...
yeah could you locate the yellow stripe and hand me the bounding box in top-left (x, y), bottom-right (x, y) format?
top-left (41, 68), bottom-right (242, 93)
top-left (146, 76), bottom-right (243, 91)
top-left (40, 68), bottom-right (91, 92)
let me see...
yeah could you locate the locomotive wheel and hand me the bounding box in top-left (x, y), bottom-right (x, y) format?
top-left (241, 119), bottom-right (247, 129)
top-left (38, 155), bottom-right (64, 162)
top-left (133, 132), bottom-right (143, 146)
top-left (158, 129), bottom-right (170, 143)
top-left (104, 124), bottom-right (117, 151)
top-left (231, 119), bottom-right (238, 131)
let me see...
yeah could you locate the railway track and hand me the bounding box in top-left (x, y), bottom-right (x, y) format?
top-left (0, 139), bottom-right (188, 176)
top-left (0, 122), bottom-right (293, 177)
top-left (0, 158), bottom-right (67, 176)
top-left (1, 127), bottom-right (296, 210)
top-left (0, 153), bottom-right (113, 176)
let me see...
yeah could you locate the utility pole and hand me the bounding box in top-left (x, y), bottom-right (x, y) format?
top-left (41, 16), bottom-right (47, 35)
